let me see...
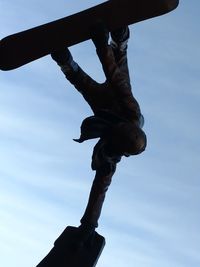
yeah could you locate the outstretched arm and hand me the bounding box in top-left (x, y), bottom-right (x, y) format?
top-left (80, 139), bottom-right (121, 228)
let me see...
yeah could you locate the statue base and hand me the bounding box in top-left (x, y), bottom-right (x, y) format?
top-left (36, 226), bottom-right (105, 267)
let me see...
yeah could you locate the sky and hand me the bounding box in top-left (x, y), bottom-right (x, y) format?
top-left (0, 1), bottom-right (199, 267)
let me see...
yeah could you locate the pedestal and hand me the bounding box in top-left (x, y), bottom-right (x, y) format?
top-left (36, 226), bottom-right (105, 267)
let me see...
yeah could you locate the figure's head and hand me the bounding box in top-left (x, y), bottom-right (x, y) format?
top-left (106, 122), bottom-right (147, 156)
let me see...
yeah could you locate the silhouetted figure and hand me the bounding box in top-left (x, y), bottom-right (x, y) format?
top-left (51, 24), bottom-right (147, 239)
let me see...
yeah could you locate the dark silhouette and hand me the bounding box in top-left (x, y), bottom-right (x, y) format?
top-left (52, 24), bottom-right (146, 233)
top-left (37, 24), bottom-right (147, 267)
top-left (52, 23), bottom-right (146, 234)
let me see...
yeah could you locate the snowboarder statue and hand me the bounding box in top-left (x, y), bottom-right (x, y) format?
top-left (51, 23), bottom-right (147, 241)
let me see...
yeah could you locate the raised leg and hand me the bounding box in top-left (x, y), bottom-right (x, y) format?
top-left (91, 23), bottom-right (131, 89)
top-left (110, 26), bottom-right (130, 83)
top-left (91, 24), bottom-right (141, 123)
top-left (51, 48), bottom-right (101, 105)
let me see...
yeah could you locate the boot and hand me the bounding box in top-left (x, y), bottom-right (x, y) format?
top-left (51, 47), bottom-right (78, 73)
top-left (51, 47), bottom-right (72, 65)
top-left (90, 21), bottom-right (109, 49)
top-left (111, 26), bottom-right (130, 51)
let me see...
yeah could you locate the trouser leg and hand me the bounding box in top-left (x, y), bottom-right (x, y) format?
top-left (51, 48), bottom-right (100, 102)
top-left (91, 25), bottom-right (130, 88)
top-left (110, 26), bottom-right (130, 83)
top-left (95, 45), bottom-right (126, 86)
top-left (94, 29), bottom-right (141, 127)
top-left (91, 22), bottom-right (123, 85)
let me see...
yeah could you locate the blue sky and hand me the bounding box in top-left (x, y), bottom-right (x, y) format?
top-left (0, 1), bottom-right (199, 267)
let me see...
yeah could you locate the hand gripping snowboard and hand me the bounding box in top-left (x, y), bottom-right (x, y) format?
top-left (0, 0), bottom-right (179, 71)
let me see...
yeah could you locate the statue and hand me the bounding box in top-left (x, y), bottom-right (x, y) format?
top-left (37, 24), bottom-right (146, 267)
top-left (52, 23), bottom-right (146, 234)
top-left (0, 1), bottom-right (179, 266)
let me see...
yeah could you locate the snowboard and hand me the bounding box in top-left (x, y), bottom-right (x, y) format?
top-left (0, 0), bottom-right (179, 71)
